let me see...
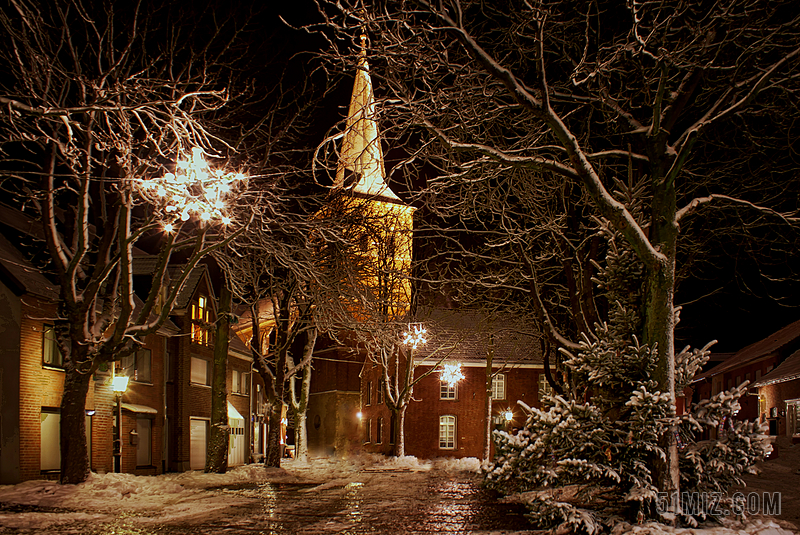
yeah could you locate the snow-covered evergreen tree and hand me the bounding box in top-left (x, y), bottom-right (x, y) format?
top-left (483, 190), bottom-right (771, 533)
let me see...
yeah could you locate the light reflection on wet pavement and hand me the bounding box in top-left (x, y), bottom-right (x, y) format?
top-left (1, 473), bottom-right (534, 534)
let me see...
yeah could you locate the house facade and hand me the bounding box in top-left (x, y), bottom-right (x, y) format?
top-left (0, 218), bottom-right (260, 483)
top-left (358, 309), bottom-right (544, 460)
top-left (690, 318), bottom-right (800, 438)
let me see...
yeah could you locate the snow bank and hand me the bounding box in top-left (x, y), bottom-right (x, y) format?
top-left (609, 518), bottom-right (793, 535)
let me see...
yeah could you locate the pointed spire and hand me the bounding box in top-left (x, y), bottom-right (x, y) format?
top-left (335, 34), bottom-right (401, 202)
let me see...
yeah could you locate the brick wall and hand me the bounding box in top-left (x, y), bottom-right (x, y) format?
top-left (360, 361), bottom-right (541, 460)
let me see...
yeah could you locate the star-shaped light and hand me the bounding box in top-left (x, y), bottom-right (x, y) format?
top-left (136, 147), bottom-right (245, 229)
top-left (440, 362), bottom-right (464, 387)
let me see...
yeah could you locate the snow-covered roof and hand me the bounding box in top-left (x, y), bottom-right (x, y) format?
top-left (750, 348), bottom-right (800, 388)
top-left (410, 308), bottom-right (542, 366)
top-left (692, 318), bottom-right (800, 382)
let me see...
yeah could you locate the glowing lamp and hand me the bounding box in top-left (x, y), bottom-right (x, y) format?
top-left (356, 411), bottom-right (363, 419)
top-left (112, 375), bottom-right (129, 394)
top-left (504, 410), bottom-right (513, 422)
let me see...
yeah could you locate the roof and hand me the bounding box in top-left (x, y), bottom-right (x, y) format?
top-left (693, 318), bottom-right (800, 382)
top-left (334, 52), bottom-right (402, 204)
top-left (121, 403), bottom-right (158, 414)
top-left (0, 231), bottom-right (58, 299)
top-left (411, 308), bottom-right (542, 366)
top-left (751, 348), bottom-right (800, 388)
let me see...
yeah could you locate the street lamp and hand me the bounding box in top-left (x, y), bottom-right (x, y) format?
top-left (112, 374), bottom-right (129, 473)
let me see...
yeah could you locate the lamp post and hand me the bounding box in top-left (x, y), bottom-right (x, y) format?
top-left (112, 374), bottom-right (129, 473)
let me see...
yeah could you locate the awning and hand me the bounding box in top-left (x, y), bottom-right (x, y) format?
top-left (121, 403), bottom-right (158, 414)
top-left (227, 401), bottom-right (244, 421)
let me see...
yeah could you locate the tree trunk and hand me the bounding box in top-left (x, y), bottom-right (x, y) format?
top-left (483, 337), bottom-right (494, 462)
top-left (394, 404), bottom-right (407, 457)
top-left (59, 367), bottom-right (92, 484)
top-left (292, 363), bottom-right (312, 463)
top-left (645, 150), bottom-right (680, 500)
top-left (265, 402), bottom-right (283, 467)
top-left (206, 282), bottom-right (231, 473)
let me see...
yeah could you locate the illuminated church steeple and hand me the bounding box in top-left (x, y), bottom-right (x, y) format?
top-left (334, 35), bottom-right (415, 322)
top-left (335, 35), bottom-right (402, 203)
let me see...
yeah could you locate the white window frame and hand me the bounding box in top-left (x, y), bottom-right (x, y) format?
top-left (191, 295), bottom-right (210, 345)
top-left (439, 415), bottom-right (456, 449)
top-left (364, 418), bottom-right (372, 444)
top-left (376, 417), bottom-right (383, 444)
top-left (491, 373), bottom-right (506, 400)
top-left (440, 381), bottom-right (456, 400)
top-left (538, 373), bottom-right (553, 400)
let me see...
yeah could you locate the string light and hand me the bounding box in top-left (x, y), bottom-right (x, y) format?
top-left (136, 147), bottom-right (246, 228)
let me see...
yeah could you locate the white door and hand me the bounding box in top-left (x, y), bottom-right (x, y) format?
top-left (190, 419), bottom-right (207, 470)
top-left (227, 402), bottom-right (245, 466)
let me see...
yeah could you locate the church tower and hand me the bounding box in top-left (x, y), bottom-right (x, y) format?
top-left (333, 35), bottom-right (415, 323)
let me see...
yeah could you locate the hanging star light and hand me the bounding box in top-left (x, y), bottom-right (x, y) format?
top-left (403, 324), bottom-right (427, 349)
top-left (440, 362), bottom-right (464, 387)
top-left (136, 147), bottom-right (245, 230)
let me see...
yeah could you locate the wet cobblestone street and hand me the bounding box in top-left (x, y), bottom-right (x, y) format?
top-left (1, 470), bottom-right (536, 534)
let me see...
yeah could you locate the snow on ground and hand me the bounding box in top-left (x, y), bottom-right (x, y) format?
top-left (0, 455), bottom-right (793, 534)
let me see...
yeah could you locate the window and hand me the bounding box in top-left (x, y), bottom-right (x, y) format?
top-left (539, 373), bottom-right (553, 400)
top-left (365, 381), bottom-right (372, 406)
top-left (727, 378), bottom-right (733, 390)
top-left (736, 375), bottom-right (742, 386)
top-left (191, 296), bottom-right (210, 345)
top-left (377, 379), bottom-right (384, 404)
top-left (767, 364), bottom-right (774, 374)
top-left (491, 373), bottom-right (506, 400)
top-left (364, 419), bottom-right (372, 443)
top-left (376, 418), bottom-right (383, 444)
top-left (121, 349), bottom-right (151, 383)
top-left (191, 357), bottom-right (210, 386)
top-left (43, 325), bottom-right (64, 367)
top-left (232, 370), bottom-right (250, 395)
top-left (440, 381), bottom-right (456, 400)
top-left (136, 417), bottom-right (152, 467)
top-left (439, 415), bottom-right (456, 449)
top-left (756, 369), bottom-right (762, 381)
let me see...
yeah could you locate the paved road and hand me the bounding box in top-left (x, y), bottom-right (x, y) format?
top-left (2, 470), bottom-right (536, 534)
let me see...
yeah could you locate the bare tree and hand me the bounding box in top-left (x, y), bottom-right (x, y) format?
top-left (0, 1), bottom-right (260, 484)
top-left (313, 0), bottom-right (800, 497)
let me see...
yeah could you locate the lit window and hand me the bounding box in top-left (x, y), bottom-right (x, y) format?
top-left (440, 381), bottom-right (456, 400)
top-left (191, 296), bottom-right (210, 345)
top-left (190, 357), bottom-right (210, 386)
top-left (439, 415), bottom-right (456, 449)
top-left (43, 325), bottom-right (64, 368)
top-left (120, 349), bottom-right (151, 383)
top-left (491, 373), bottom-right (506, 400)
